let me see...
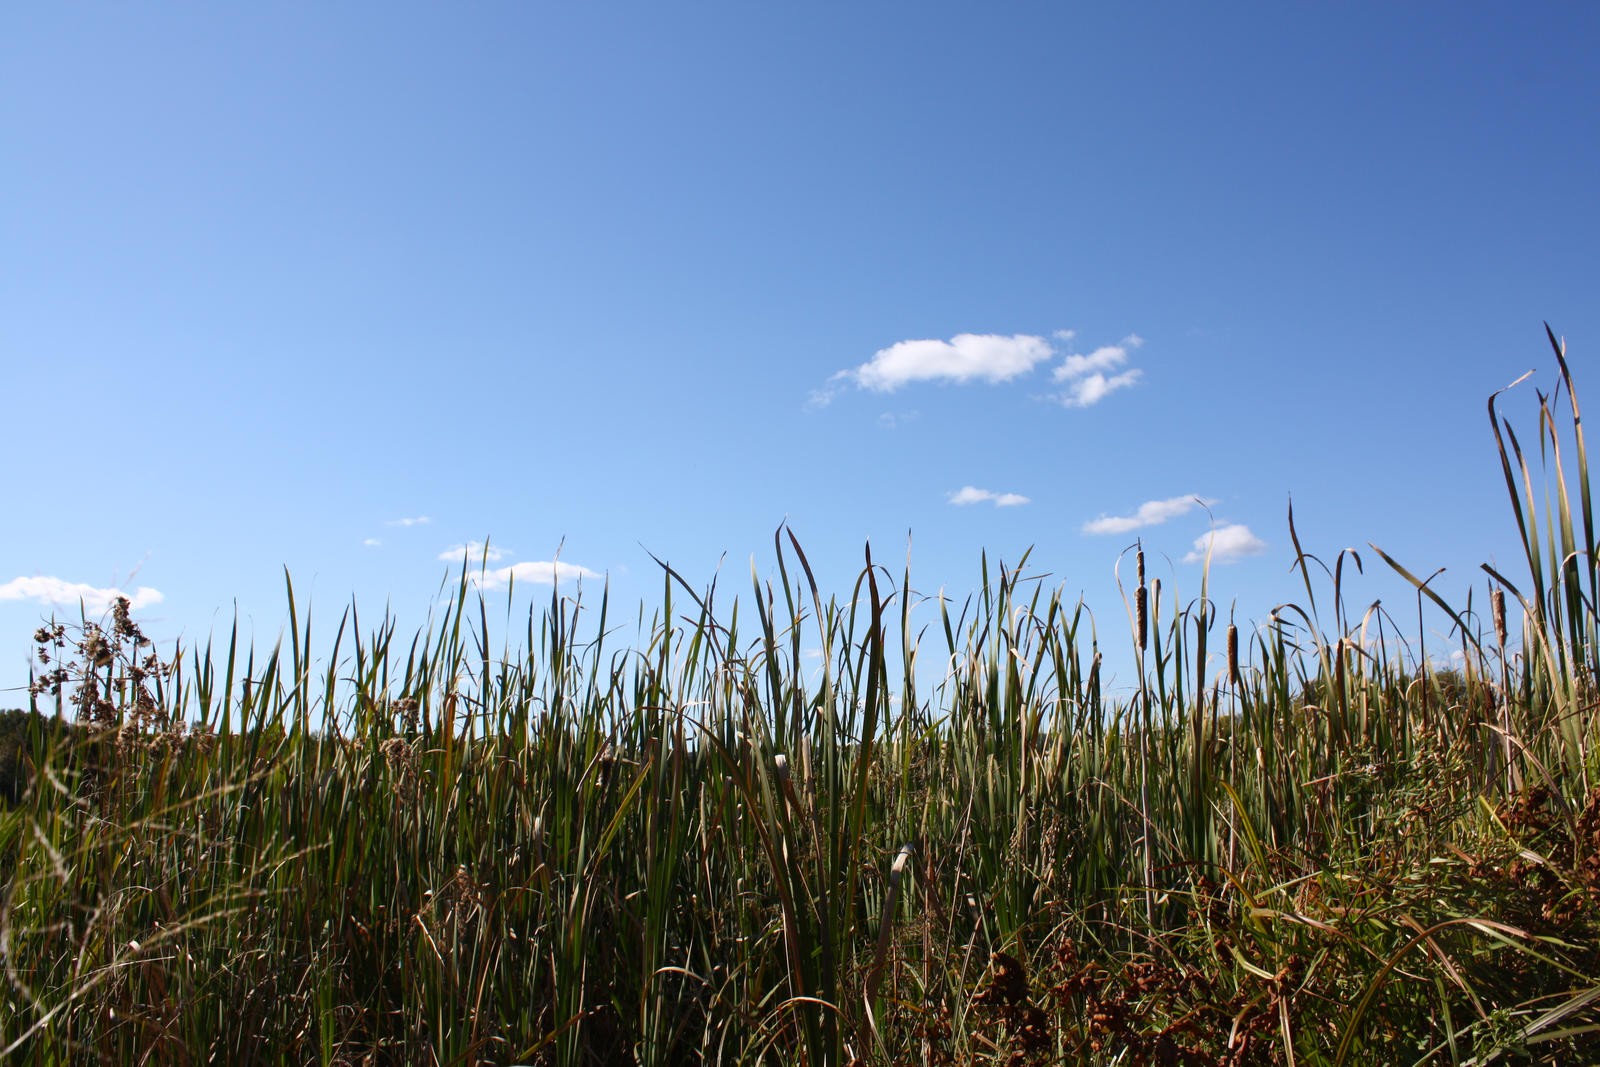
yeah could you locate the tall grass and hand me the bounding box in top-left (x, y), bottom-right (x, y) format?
top-left (2, 327), bottom-right (1598, 1064)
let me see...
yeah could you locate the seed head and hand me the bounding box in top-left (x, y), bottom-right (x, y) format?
top-left (380, 737), bottom-right (419, 798)
top-left (1227, 624), bottom-right (1240, 687)
top-left (1135, 585), bottom-right (1148, 653)
top-left (82, 629), bottom-right (113, 668)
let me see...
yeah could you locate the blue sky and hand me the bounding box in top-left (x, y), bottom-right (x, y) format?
top-left (4, 3), bottom-right (1598, 703)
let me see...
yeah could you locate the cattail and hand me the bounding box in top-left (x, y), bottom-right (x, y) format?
top-left (1492, 587), bottom-right (1508, 649)
top-left (1227, 624), bottom-right (1240, 687)
top-left (774, 752), bottom-right (798, 810)
top-left (1134, 547), bottom-right (1149, 652)
top-left (1333, 637), bottom-right (1347, 708)
top-left (1135, 585), bottom-right (1148, 653)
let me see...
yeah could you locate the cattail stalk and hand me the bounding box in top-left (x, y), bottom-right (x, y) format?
top-left (1227, 624), bottom-right (1240, 688)
top-left (1491, 586), bottom-right (1515, 793)
top-left (1134, 546), bottom-right (1153, 927)
top-left (1492, 588), bottom-right (1508, 650)
top-left (1135, 585), bottom-right (1149, 654)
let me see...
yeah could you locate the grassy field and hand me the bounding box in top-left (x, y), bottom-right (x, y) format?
top-left (3, 328), bottom-right (1599, 1065)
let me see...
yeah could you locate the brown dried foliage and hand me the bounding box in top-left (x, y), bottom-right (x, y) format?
top-left (959, 932), bottom-right (1296, 1067)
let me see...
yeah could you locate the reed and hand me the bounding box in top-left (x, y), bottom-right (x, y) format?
top-left (1, 327), bottom-right (1597, 1064)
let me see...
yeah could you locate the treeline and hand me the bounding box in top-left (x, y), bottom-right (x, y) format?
top-left (0, 709), bottom-right (80, 805)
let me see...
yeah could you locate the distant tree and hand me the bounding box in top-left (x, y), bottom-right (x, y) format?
top-left (0, 707), bottom-right (81, 805)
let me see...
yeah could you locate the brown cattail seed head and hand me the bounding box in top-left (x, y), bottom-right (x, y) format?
top-left (1227, 624), bottom-right (1240, 687)
top-left (1492, 588), bottom-right (1507, 649)
top-left (1135, 585), bottom-right (1148, 653)
top-left (1136, 548), bottom-right (1146, 588)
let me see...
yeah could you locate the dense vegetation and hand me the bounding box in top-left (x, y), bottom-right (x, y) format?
top-left (3, 328), bottom-right (1599, 1065)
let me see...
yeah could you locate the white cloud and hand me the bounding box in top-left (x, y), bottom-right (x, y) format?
top-left (1182, 524), bottom-right (1267, 565)
top-left (439, 541), bottom-right (508, 564)
top-left (844, 333), bottom-right (1056, 392)
top-left (363, 538), bottom-right (382, 547)
top-left (471, 561), bottom-right (601, 588)
top-left (1060, 369), bottom-right (1143, 407)
top-left (387, 516), bottom-right (431, 527)
top-left (878, 410), bottom-right (920, 429)
top-left (1055, 345), bottom-right (1127, 380)
top-left (815, 330), bottom-right (1147, 410)
top-left (1083, 494), bottom-right (1217, 535)
top-left (1051, 334), bottom-right (1146, 408)
top-left (0, 576), bottom-right (164, 614)
top-left (949, 486), bottom-right (1031, 508)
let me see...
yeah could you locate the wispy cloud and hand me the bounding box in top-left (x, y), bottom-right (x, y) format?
top-left (439, 541), bottom-right (508, 564)
top-left (807, 383), bottom-right (846, 409)
top-left (1083, 494), bottom-right (1217, 535)
top-left (471, 561), bottom-right (601, 588)
top-left (363, 538), bottom-right (382, 547)
top-left (1052, 334), bottom-right (1145, 408)
top-left (878, 410), bottom-right (920, 430)
top-left (0, 576), bottom-right (164, 614)
top-left (949, 486), bottom-right (1031, 508)
top-left (1182, 523), bottom-right (1267, 565)
top-left (386, 516), bottom-right (431, 527)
